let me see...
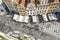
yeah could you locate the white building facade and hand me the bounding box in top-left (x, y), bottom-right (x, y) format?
top-left (26, 3), bottom-right (37, 15)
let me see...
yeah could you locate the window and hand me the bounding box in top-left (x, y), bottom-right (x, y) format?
top-left (23, 11), bottom-right (25, 12)
top-left (28, 13), bottom-right (29, 14)
top-left (38, 8), bottom-right (39, 10)
top-left (40, 11), bottom-right (41, 13)
top-left (59, 0), bottom-right (60, 1)
top-left (53, 7), bottom-right (54, 8)
top-left (46, 7), bottom-right (47, 9)
top-left (43, 7), bottom-right (45, 9)
top-left (45, 10), bottom-right (46, 12)
top-left (30, 10), bottom-right (32, 11)
top-left (37, 1), bottom-right (40, 4)
top-left (42, 1), bottom-right (43, 4)
top-left (56, 0), bottom-right (58, 2)
top-left (45, 1), bottom-right (47, 4)
top-left (27, 10), bottom-right (29, 12)
top-left (33, 10), bottom-right (35, 11)
top-left (41, 7), bottom-right (42, 9)
top-left (31, 13), bottom-right (32, 14)
top-left (30, 4), bottom-right (32, 6)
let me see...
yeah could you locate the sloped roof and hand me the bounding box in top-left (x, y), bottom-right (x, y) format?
top-left (3, 1), bottom-right (15, 11)
top-left (4, 0), bottom-right (12, 2)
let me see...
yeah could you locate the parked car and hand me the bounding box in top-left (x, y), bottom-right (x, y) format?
top-left (13, 14), bottom-right (19, 21)
top-left (32, 15), bottom-right (39, 23)
top-left (29, 15), bottom-right (33, 23)
top-left (54, 12), bottom-right (60, 20)
top-left (42, 14), bottom-right (48, 22)
top-left (17, 15), bottom-right (24, 22)
top-left (37, 14), bottom-right (44, 22)
top-left (24, 16), bottom-right (29, 23)
top-left (48, 13), bottom-right (58, 21)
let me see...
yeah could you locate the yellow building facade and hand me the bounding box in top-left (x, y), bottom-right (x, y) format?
top-left (48, 0), bottom-right (60, 13)
top-left (37, 0), bottom-right (60, 14)
top-left (13, 2), bottom-right (27, 16)
top-left (37, 0), bottom-right (49, 14)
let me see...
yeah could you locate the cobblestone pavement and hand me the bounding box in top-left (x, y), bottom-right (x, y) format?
top-left (0, 14), bottom-right (60, 40)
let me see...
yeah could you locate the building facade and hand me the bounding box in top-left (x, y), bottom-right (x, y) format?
top-left (37, 0), bottom-right (49, 15)
top-left (26, 3), bottom-right (37, 15)
top-left (37, 0), bottom-right (60, 15)
top-left (48, 0), bottom-right (60, 13)
top-left (13, 2), bottom-right (27, 16)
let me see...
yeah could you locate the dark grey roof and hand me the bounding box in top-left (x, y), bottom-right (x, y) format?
top-left (0, 4), bottom-right (6, 11)
top-left (3, 1), bottom-right (15, 11)
top-left (0, 5), bottom-right (4, 9)
top-left (54, 6), bottom-right (60, 12)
